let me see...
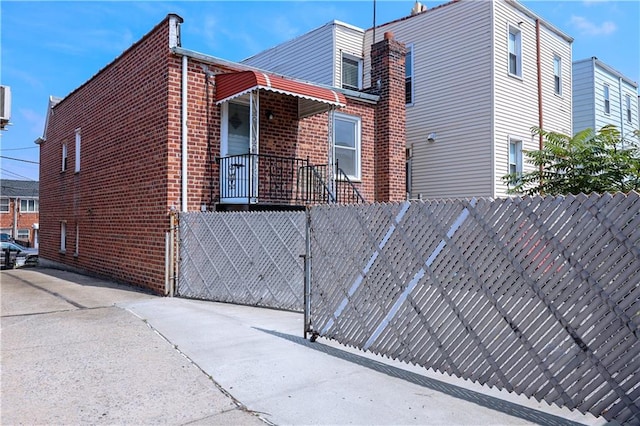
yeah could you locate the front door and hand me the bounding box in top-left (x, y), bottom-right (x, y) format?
top-left (221, 100), bottom-right (252, 203)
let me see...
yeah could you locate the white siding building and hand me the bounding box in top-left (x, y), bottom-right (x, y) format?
top-left (243, 21), bottom-right (365, 90)
top-left (243, 0), bottom-right (573, 198)
top-left (573, 57), bottom-right (639, 145)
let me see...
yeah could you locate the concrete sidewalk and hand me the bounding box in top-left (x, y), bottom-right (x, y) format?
top-left (1, 268), bottom-right (608, 425)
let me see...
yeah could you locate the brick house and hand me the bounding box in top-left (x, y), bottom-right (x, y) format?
top-left (37, 14), bottom-right (406, 294)
top-left (0, 179), bottom-right (39, 247)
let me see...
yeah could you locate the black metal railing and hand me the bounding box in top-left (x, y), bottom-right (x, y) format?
top-left (299, 161), bottom-right (365, 205)
top-left (217, 154), bottom-right (365, 206)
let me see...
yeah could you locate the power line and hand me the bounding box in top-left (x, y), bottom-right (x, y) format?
top-left (0, 146), bottom-right (38, 151)
top-left (0, 168), bottom-right (37, 181)
top-left (0, 155), bottom-right (39, 164)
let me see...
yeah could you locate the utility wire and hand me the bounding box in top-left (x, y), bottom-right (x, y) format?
top-left (0, 155), bottom-right (39, 164)
top-left (0, 168), bottom-right (37, 181)
top-left (0, 146), bottom-right (38, 151)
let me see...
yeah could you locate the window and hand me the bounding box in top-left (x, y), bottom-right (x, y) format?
top-left (333, 113), bottom-right (361, 180)
top-left (74, 222), bottom-right (79, 256)
top-left (74, 128), bottom-right (81, 173)
top-left (60, 222), bottom-right (67, 252)
top-left (626, 95), bottom-right (632, 122)
top-left (508, 27), bottom-right (522, 78)
top-left (341, 54), bottom-right (362, 90)
top-left (20, 199), bottom-right (38, 213)
top-left (405, 44), bottom-right (414, 104)
top-left (604, 85), bottom-right (610, 114)
top-left (62, 143), bottom-right (68, 171)
top-left (553, 56), bottom-right (562, 95)
top-left (509, 139), bottom-right (523, 180)
top-left (17, 229), bottom-right (30, 241)
top-left (0, 198), bottom-right (8, 213)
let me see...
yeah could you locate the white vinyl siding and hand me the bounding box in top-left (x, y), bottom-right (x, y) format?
top-left (364, 0), bottom-right (494, 198)
top-left (573, 58), bottom-right (639, 143)
top-left (572, 59), bottom-right (596, 133)
top-left (242, 21), bottom-right (364, 90)
top-left (493, 0), bottom-right (572, 197)
top-left (242, 22), bottom-right (334, 86)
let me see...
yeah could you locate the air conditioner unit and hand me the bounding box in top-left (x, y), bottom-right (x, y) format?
top-left (0, 85), bottom-right (11, 122)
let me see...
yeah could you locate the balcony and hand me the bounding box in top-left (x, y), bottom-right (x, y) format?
top-left (217, 154), bottom-right (364, 210)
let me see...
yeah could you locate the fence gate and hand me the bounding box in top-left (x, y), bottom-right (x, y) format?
top-left (307, 193), bottom-right (640, 425)
top-left (178, 211), bottom-right (305, 311)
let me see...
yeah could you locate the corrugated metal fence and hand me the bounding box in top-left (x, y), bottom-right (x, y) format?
top-left (177, 211), bottom-right (305, 311)
top-left (308, 193), bottom-right (640, 424)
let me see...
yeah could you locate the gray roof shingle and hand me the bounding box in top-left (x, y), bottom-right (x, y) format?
top-left (0, 180), bottom-right (39, 198)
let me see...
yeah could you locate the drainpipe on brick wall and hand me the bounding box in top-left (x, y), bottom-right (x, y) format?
top-left (181, 55), bottom-right (188, 212)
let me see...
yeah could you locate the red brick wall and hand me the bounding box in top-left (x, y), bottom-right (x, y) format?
top-left (297, 100), bottom-right (376, 202)
top-left (40, 16), bottom-right (176, 293)
top-left (370, 33), bottom-right (407, 202)
top-left (38, 15), bottom-right (405, 293)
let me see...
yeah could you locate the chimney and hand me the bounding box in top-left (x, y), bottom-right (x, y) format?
top-left (370, 31), bottom-right (406, 202)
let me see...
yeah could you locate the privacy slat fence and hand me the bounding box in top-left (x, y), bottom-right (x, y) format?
top-left (178, 211), bottom-right (305, 311)
top-left (307, 192), bottom-right (640, 425)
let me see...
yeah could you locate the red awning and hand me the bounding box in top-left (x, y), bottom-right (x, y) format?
top-left (215, 70), bottom-right (346, 118)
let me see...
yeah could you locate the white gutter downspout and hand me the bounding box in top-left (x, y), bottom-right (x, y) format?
top-left (181, 54), bottom-right (188, 212)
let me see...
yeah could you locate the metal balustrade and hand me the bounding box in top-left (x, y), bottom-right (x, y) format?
top-left (217, 154), bottom-right (365, 206)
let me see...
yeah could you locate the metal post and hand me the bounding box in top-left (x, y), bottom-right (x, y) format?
top-left (303, 207), bottom-right (312, 339)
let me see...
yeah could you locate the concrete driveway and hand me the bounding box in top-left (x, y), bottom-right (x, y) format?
top-left (1, 268), bottom-right (608, 425)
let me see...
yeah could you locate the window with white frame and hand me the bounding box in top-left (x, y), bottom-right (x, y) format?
top-left (333, 113), bottom-right (361, 180)
top-left (20, 199), bottom-right (38, 213)
top-left (0, 198), bottom-right (8, 213)
top-left (17, 229), bottom-right (30, 241)
top-left (405, 44), bottom-right (414, 104)
top-left (74, 222), bottom-right (79, 256)
top-left (341, 54), bottom-right (362, 91)
top-left (626, 95), bottom-right (632, 122)
top-left (603, 84), bottom-right (610, 114)
top-left (553, 56), bottom-right (562, 95)
top-left (62, 143), bottom-right (68, 171)
top-left (509, 138), bottom-right (523, 180)
top-left (60, 221), bottom-right (67, 252)
top-left (74, 128), bottom-right (81, 173)
top-left (508, 26), bottom-right (522, 78)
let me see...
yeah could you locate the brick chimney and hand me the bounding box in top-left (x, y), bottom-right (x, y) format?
top-left (370, 31), bottom-right (406, 202)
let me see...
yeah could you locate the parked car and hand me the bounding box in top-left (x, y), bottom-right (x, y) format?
top-left (1, 241), bottom-right (38, 268)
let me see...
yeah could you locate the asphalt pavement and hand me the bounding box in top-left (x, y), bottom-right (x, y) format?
top-left (1, 268), bottom-right (611, 425)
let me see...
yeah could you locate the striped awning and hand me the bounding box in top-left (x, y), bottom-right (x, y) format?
top-left (215, 70), bottom-right (345, 118)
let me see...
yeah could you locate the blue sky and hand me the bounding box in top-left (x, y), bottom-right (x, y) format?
top-left (1, 0), bottom-right (638, 181)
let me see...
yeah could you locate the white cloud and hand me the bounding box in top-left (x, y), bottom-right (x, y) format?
top-left (570, 15), bottom-right (617, 36)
